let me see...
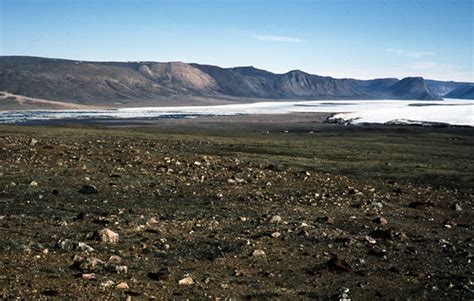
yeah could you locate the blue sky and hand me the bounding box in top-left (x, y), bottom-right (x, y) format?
top-left (0, 0), bottom-right (472, 81)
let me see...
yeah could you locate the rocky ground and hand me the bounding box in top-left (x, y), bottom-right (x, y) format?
top-left (0, 124), bottom-right (473, 300)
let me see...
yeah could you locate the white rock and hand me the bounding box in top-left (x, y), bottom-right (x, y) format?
top-left (100, 280), bottom-right (115, 289)
top-left (77, 242), bottom-right (95, 252)
top-left (252, 249), bottom-right (266, 257)
top-left (116, 265), bottom-right (128, 274)
top-left (269, 215), bottom-right (282, 224)
top-left (365, 236), bottom-right (376, 244)
top-left (82, 273), bottom-right (96, 280)
top-left (98, 228), bottom-right (119, 244)
top-left (178, 276), bottom-right (194, 286)
top-left (109, 255), bottom-right (122, 263)
top-left (116, 282), bottom-right (129, 289)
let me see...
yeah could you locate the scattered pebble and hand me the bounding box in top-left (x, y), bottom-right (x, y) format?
top-left (116, 282), bottom-right (129, 289)
top-left (373, 217), bottom-right (388, 225)
top-left (269, 215), bottom-right (282, 224)
top-left (178, 277), bottom-right (194, 286)
top-left (252, 249), bottom-right (266, 257)
top-left (453, 203), bottom-right (462, 212)
top-left (100, 280), bottom-right (115, 289)
top-left (79, 185), bottom-right (98, 194)
top-left (97, 228), bottom-right (119, 244)
top-left (81, 273), bottom-right (96, 280)
top-left (271, 232), bottom-right (281, 238)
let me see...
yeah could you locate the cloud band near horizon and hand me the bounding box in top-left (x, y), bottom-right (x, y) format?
top-left (386, 48), bottom-right (435, 58)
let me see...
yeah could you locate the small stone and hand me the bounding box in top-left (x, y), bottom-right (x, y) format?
top-left (117, 265), bottom-right (128, 274)
top-left (269, 215), bottom-right (282, 224)
top-left (369, 229), bottom-right (393, 240)
top-left (81, 273), bottom-right (96, 280)
top-left (252, 249), bottom-right (266, 257)
top-left (178, 276), bottom-right (194, 286)
top-left (373, 217), bottom-right (388, 225)
top-left (193, 161), bottom-right (201, 166)
top-left (98, 228), bottom-right (119, 244)
top-left (148, 267), bottom-right (171, 281)
top-left (29, 181), bottom-right (38, 187)
top-left (271, 232), bottom-right (281, 238)
top-left (336, 287), bottom-right (351, 301)
top-left (453, 203), bottom-right (462, 212)
top-left (107, 265), bottom-right (128, 274)
top-left (116, 282), bottom-right (129, 289)
top-left (323, 216), bottom-right (334, 224)
top-left (371, 201), bottom-right (383, 209)
top-left (365, 236), bottom-right (376, 244)
top-left (392, 186), bottom-right (402, 193)
top-left (368, 246), bottom-right (387, 257)
top-left (77, 257), bottom-right (105, 271)
top-left (109, 255), bottom-right (122, 263)
top-left (79, 185), bottom-right (98, 194)
top-left (100, 280), bottom-right (115, 289)
top-left (29, 138), bottom-right (38, 146)
top-left (227, 179), bottom-right (236, 184)
top-left (58, 239), bottom-right (76, 251)
top-left (327, 256), bottom-right (352, 273)
top-left (77, 242), bottom-right (94, 252)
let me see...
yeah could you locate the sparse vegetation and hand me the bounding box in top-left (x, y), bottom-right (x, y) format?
top-left (0, 123), bottom-right (473, 299)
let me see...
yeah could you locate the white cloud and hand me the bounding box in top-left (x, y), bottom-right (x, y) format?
top-left (252, 35), bottom-right (302, 43)
top-left (386, 48), bottom-right (435, 58)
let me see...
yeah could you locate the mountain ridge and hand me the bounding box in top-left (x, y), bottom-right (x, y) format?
top-left (1, 56), bottom-right (472, 108)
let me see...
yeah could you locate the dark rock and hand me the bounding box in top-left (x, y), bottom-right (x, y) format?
top-left (78, 185), bottom-right (98, 194)
top-left (408, 201), bottom-right (434, 209)
top-left (41, 290), bottom-right (59, 297)
top-left (369, 229), bottom-right (393, 240)
top-left (392, 187), bottom-right (402, 193)
top-left (373, 217), bottom-right (388, 225)
top-left (147, 267), bottom-right (171, 281)
top-left (327, 256), bottom-right (352, 273)
top-left (75, 212), bottom-right (87, 221)
top-left (368, 246), bottom-right (387, 257)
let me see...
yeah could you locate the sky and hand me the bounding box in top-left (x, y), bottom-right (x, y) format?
top-left (0, 0), bottom-right (472, 82)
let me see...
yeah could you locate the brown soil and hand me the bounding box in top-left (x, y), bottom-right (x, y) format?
top-left (0, 124), bottom-right (473, 300)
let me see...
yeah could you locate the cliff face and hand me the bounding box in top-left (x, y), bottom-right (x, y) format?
top-left (0, 56), bottom-right (445, 106)
top-left (445, 85), bottom-right (474, 99)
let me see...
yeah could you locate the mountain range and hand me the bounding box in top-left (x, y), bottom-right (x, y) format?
top-left (0, 56), bottom-right (472, 109)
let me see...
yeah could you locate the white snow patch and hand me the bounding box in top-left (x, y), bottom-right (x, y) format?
top-left (0, 99), bottom-right (473, 126)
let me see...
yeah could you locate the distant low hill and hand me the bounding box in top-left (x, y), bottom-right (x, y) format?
top-left (1, 56), bottom-right (471, 108)
top-left (444, 85), bottom-right (474, 99)
top-left (425, 80), bottom-right (474, 99)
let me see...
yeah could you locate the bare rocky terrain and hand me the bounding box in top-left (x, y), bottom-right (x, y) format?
top-left (0, 122), bottom-right (473, 300)
top-left (1, 56), bottom-right (461, 111)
